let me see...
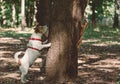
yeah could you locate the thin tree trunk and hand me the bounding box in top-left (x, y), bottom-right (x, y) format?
top-left (26, 0), bottom-right (30, 27)
top-left (0, 0), bottom-right (3, 26)
top-left (33, 0), bottom-right (37, 25)
top-left (29, 1), bottom-right (34, 27)
top-left (91, 0), bottom-right (96, 26)
top-left (12, 1), bottom-right (16, 28)
top-left (113, 0), bottom-right (119, 28)
top-left (16, 1), bottom-right (20, 27)
top-left (1, 0), bottom-right (7, 27)
top-left (21, 0), bottom-right (26, 31)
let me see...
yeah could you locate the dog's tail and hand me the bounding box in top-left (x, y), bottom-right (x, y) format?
top-left (14, 51), bottom-right (22, 65)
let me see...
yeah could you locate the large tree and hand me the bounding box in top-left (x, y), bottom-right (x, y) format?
top-left (36, 0), bottom-right (88, 83)
top-left (44, 0), bottom-right (88, 84)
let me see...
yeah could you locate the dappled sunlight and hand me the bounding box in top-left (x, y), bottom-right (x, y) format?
top-left (1, 73), bottom-right (20, 79)
top-left (83, 39), bottom-right (120, 46)
top-left (0, 51), bottom-right (14, 57)
top-left (0, 28), bottom-right (33, 33)
top-left (0, 57), bottom-right (14, 63)
top-left (83, 39), bottom-right (101, 43)
top-left (78, 34), bottom-right (120, 83)
top-left (92, 43), bottom-right (108, 47)
top-left (0, 37), bottom-right (21, 44)
top-left (0, 27), bottom-right (119, 83)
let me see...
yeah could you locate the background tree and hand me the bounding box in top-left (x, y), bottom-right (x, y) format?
top-left (12, 0), bottom-right (16, 28)
top-left (0, 0), bottom-right (119, 29)
top-left (90, 0), bottom-right (96, 26)
top-left (25, 0), bottom-right (34, 27)
top-left (0, 0), bottom-right (3, 27)
top-left (21, 0), bottom-right (26, 30)
top-left (113, 0), bottom-right (120, 28)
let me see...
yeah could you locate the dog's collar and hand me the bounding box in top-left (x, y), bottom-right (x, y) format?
top-left (28, 46), bottom-right (40, 51)
top-left (29, 38), bottom-right (42, 41)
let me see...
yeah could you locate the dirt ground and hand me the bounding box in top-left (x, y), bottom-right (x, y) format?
top-left (0, 34), bottom-right (120, 84)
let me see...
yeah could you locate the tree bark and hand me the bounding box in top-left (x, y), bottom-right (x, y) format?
top-left (45, 0), bottom-right (88, 83)
top-left (21, 0), bottom-right (26, 31)
top-left (1, 0), bottom-right (6, 27)
top-left (26, 0), bottom-right (34, 27)
top-left (91, 0), bottom-right (96, 26)
top-left (36, 0), bottom-right (50, 26)
top-left (0, 0), bottom-right (3, 26)
top-left (33, 0), bottom-right (37, 24)
top-left (12, 0), bottom-right (16, 28)
top-left (113, 0), bottom-right (119, 28)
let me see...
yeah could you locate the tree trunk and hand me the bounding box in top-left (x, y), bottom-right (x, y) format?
top-left (12, 0), bottom-right (16, 28)
top-left (1, 0), bottom-right (7, 27)
top-left (45, 0), bottom-right (88, 84)
top-left (0, 0), bottom-right (3, 26)
top-left (113, 0), bottom-right (119, 28)
top-left (33, 0), bottom-right (37, 25)
top-left (21, 0), bottom-right (26, 31)
top-left (36, 0), bottom-right (50, 26)
top-left (91, 0), bottom-right (96, 26)
top-left (16, 1), bottom-right (20, 27)
top-left (26, 0), bottom-right (34, 27)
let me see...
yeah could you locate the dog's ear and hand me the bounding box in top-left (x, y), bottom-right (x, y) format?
top-left (34, 25), bottom-right (43, 33)
top-left (38, 26), bottom-right (44, 33)
top-left (34, 26), bottom-right (39, 33)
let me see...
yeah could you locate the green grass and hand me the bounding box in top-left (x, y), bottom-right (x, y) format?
top-left (0, 26), bottom-right (120, 45)
top-left (0, 30), bottom-right (31, 38)
top-left (83, 26), bottom-right (120, 44)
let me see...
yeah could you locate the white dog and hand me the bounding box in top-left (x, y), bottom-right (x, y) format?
top-left (14, 25), bottom-right (51, 83)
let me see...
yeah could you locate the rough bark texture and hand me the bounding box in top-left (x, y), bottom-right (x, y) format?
top-left (36, 0), bottom-right (50, 26)
top-left (45, 0), bottom-right (88, 84)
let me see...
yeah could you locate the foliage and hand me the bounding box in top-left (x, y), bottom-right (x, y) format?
top-left (0, 0), bottom-right (119, 28)
top-left (83, 25), bottom-right (120, 44)
top-left (88, 0), bottom-right (114, 20)
top-left (0, 0), bottom-right (34, 28)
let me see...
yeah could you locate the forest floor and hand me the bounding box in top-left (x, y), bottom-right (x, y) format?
top-left (0, 27), bottom-right (120, 84)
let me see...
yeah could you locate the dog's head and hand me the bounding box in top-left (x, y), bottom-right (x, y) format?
top-left (34, 25), bottom-right (49, 40)
top-left (34, 25), bottom-right (48, 34)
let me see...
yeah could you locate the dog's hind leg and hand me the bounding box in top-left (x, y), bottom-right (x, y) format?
top-left (40, 57), bottom-right (46, 74)
top-left (19, 66), bottom-right (29, 83)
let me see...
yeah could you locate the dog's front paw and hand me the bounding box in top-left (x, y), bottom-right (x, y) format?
top-left (48, 43), bottom-right (51, 47)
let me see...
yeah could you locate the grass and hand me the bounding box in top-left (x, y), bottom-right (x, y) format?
top-left (0, 31), bottom-right (31, 38)
top-left (0, 28), bottom-right (32, 38)
top-left (0, 26), bottom-right (120, 44)
top-left (83, 26), bottom-right (120, 45)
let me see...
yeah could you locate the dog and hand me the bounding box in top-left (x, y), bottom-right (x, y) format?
top-left (14, 25), bottom-right (51, 83)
